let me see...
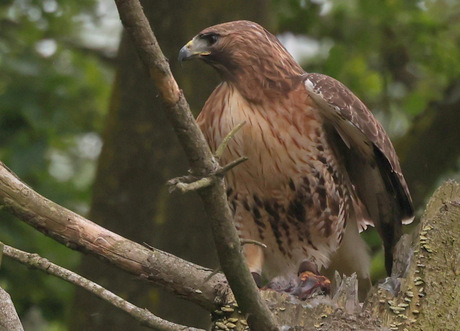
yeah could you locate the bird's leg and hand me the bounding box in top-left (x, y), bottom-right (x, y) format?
top-left (263, 261), bottom-right (331, 299)
top-left (241, 243), bottom-right (264, 288)
top-left (293, 261), bottom-right (331, 299)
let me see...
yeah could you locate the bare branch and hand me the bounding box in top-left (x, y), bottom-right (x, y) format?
top-left (169, 176), bottom-right (214, 193)
top-left (0, 273), bottom-right (24, 331)
top-left (240, 239), bottom-right (268, 250)
top-left (216, 157), bottom-right (248, 176)
top-left (167, 155), bottom-right (247, 194)
top-left (215, 121), bottom-right (246, 159)
top-left (1, 243), bottom-right (202, 331)
top-left (168, 120), bottom-right (247, 194)
top-left (0, 162), bottom-right (228, 312)
top-left (113, 1), bottom-right (279, 329)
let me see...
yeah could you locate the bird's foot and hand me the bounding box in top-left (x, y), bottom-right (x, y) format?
top-left (293, 271), bottom-right (331, 299)
top-left (263, 271), bottom-right (331, 300)
top-left (251, 272), bottom-right (263, 288)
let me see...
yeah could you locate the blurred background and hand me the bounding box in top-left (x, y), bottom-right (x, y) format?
top-left (0, 0), bottom-right (459, 330)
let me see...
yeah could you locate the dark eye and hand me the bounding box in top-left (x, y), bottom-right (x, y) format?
top-left (201, 33), bottom-right (219, 45)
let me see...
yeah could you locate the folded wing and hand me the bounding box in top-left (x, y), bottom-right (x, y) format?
top-left (304, 73), bottom-right (414, 275)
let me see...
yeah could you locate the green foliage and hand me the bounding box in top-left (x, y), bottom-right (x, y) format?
top-left (0, 0), bottom-right (112, 328)
top-left (275, 0), bottom-right (460, 136)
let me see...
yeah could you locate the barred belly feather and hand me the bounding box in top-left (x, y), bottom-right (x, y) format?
top-left (184, 20), bottom-right (412, 287)
top-left (197, 82), bottom-right (350, 279)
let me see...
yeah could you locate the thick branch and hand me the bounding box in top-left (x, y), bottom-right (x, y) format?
top-left (365, 180), bottom-right (460, 330)
top-left (0, 283), bottom-right (24, 331)
top-left (114, 0), bottom-right (278, 330)
top-left (0, 162), bottom-right (227, 312)
top-left (2, 243), bottom-right (202, 331)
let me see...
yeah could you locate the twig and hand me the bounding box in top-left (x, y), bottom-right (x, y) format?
top-left (171, 177), bottom-right (213, 193)
top-left (1, 243), bottom-right (202, 331)
top-left (167, 155), bottom-right (247, 193)
top-left (0, 162), bottom-right (228, 312)
top-left (240, 239), bottom-right (268, 249)
top-left (168, 120), bottom-right (248, 193)
top-left (215, 120), bottom-right (246, 158)
top-left (114, 1), bottom-right (279, 330)
top-left (216, 157), bottom-right (248, 176)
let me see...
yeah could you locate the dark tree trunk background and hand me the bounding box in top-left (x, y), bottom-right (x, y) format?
top-left (70, 1), bottom-right (271, 330)
top-left (396, 80), bottom-right (460, 210)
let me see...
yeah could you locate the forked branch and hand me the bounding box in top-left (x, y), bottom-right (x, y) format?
top-left (168, 121), bottom-right (247, 194)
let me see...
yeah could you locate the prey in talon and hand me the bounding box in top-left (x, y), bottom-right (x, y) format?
top-left (179, 21), bottom-right (413, 299)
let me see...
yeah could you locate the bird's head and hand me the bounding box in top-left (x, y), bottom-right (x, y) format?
top-left (179, 20), bottom-right (304, 95)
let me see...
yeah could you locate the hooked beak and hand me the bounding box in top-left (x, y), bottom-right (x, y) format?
top-left (178, 37), bottom-right (211, 63)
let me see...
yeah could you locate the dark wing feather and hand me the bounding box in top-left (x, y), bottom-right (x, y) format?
top-left (303, 73), bottom-right (414, 275)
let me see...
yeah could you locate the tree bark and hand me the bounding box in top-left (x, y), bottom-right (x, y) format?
top-left (71, 1), bottom-right (272, 330)
top-left (0, 285), bottom-right (24, 331)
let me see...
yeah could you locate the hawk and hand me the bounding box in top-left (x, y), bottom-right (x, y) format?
top-left (179, 21), bottom-right (413, 295)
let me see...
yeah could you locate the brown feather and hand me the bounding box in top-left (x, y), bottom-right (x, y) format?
top-left (184, 20), bottom-right (413, 279)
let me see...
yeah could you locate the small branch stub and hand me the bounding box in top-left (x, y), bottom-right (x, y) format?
top-left (167, 121), bottom-right (248, 194)
top-left (215, 120), bottom-right (246, 159)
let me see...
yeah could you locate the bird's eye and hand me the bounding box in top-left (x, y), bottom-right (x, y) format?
top-left (201, 33), bottom-right (219, 46)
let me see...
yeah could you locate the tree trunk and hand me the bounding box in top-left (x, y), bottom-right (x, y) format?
top-left (396, 80), bottom-right (460, 210)
top-left (70, 2), bottom-right (271, 330)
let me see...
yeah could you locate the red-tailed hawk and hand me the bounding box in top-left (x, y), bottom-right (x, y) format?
top-left (179, 21), bottom-right (413, 295)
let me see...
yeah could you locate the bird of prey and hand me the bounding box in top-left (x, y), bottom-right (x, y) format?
top-left (179, 21), bottom-right (413, 296)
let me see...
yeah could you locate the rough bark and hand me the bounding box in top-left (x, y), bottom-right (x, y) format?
top-left (366, 180), bottom-right (460, 331)
top-left (0, 285), bottom-right (24, 331)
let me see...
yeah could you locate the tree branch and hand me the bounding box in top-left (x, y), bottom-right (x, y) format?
top-left (0, 281), bottom-right (24, 331)
top-left (113, 0), bottom-right (279, 330)
top-left (0, 162), bottom-right (228, 312)
top-left (1, 243), bottom-right (202, 331)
